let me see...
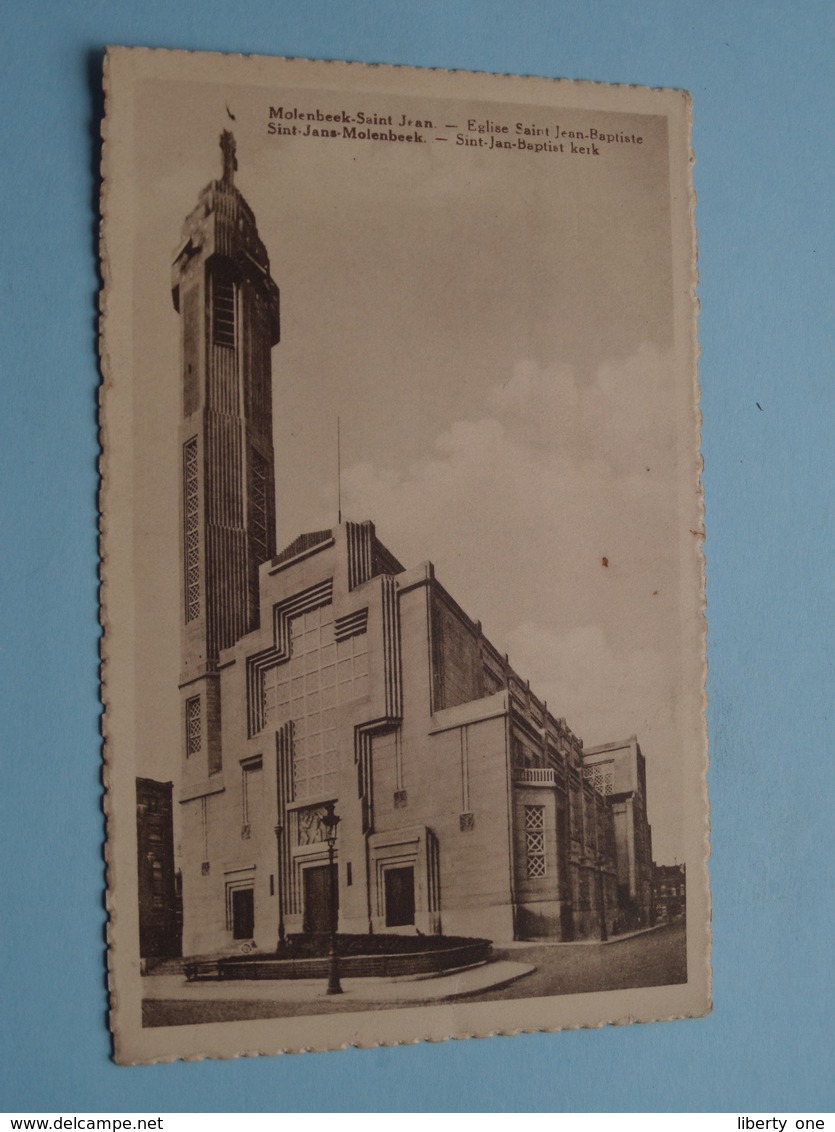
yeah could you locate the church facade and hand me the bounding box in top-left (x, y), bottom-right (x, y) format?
top-left (171, 134), bottom-right (654, 956)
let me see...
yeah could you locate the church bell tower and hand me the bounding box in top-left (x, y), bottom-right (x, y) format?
top-left (172, 131), bottom-right (280, 778)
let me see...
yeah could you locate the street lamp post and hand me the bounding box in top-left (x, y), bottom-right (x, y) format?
top-left (321, 801), bottom-right (342, 995)
top-left (274, 822), bottom-right (286, 953)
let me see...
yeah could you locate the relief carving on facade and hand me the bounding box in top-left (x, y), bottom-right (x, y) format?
top-left (296, 804), bottom-right (331, 846)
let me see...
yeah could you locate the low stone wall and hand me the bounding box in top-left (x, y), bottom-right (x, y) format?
top-left (184, 938), bottom-right (492, 981)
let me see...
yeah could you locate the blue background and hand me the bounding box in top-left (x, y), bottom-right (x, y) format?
top-left (1, 0), bottom-right (833, 1113)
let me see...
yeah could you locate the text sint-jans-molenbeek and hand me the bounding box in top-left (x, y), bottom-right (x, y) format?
top-left (267, 106), bottom-right (644, 155)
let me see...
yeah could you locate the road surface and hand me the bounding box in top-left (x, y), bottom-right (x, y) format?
top-left (142, 922), bottom-right (686, 1027)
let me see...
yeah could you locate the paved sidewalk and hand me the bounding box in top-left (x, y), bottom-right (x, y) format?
top-left (142, 960), bottom-right (534, 1004)
top-left (500, 923), bottom-right (667, 949)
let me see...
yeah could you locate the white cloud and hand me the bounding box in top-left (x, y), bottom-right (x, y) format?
top-left (341, 345), bottom-right (679, 652)
top-left (488, 342), bottom-right (676, 473)
top-left (502, 620), bottom-right (672, 749)
top-left (339, 344), bottom-right (686, 859)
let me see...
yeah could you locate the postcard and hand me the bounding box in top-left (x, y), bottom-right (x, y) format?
top-left (100, 46), bottom-right (709, 1063)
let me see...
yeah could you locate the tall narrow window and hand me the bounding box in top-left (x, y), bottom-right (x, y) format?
top-left (185, 696), bottom-right (201, 756)
top-left (182, 287), bottom-right (200, 416)
top-left (241, 756), bottom-right (262, 836)
top-left (248, 449), bottom-right (269, 613)
top-left (250, 451), bottom-right (269, 562)
top-left (200, 796), bottom-right (209, 871)
top-left (183, 438), bottom-right (200, 621)
top-left (212, 275), bottom-right (236, 348)
top-left (525, 804), bottom-right (546, 878)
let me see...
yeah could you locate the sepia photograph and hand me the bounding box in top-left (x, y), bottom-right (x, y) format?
top-left (101, 47), bottom-right (709, 1063)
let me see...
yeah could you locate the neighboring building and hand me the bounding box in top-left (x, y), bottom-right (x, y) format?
top-left (169, 133), bottom-right (658, 955)
top-left (582, 738), bottom-right (655, 928)
top-left (653, 862), bottom-right (686, 923)
top-left (136, 778), bottom-right (181, 959)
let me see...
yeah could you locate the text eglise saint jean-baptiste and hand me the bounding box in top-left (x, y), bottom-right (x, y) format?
top-left (267, 105), bottom-right (645, 155)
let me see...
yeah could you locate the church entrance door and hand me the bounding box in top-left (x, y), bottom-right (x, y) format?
top-left (231, 887), bottom-right (254, 939)
top-left (303, 864), bottom-right (336, 934)
top-left (384, 866), bottom-right (416, 927)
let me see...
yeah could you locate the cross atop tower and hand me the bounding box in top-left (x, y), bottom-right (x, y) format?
top-left (220, 129), bottom-right (237, 184)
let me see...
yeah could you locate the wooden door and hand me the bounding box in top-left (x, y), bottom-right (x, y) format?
top-left (231, 887), bottom-right (254, 939)
top-left (303, 864), bottom-right (335, 934)
top-left (384, 866), bottom-right (415, 927)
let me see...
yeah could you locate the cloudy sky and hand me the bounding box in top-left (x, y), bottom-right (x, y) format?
top-left (127, 71), bottom-right (699, 862)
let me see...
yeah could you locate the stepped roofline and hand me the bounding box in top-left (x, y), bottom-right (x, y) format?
top-left (270, 520), bottom-right (406, 578)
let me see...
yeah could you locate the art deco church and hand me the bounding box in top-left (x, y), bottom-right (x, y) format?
top-left (170, 133), bottom-right (654, 955)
